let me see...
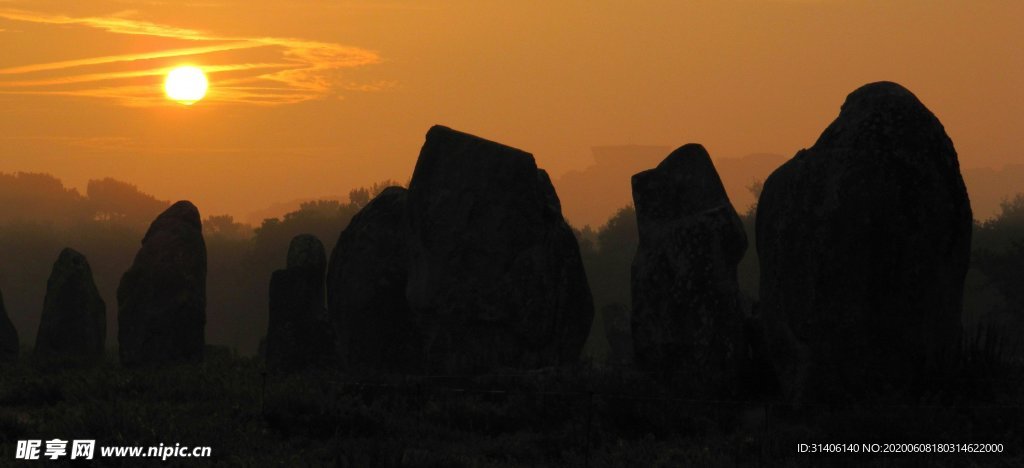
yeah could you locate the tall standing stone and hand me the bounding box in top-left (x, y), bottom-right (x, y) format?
top-left (327, 187), bottom-right (418, 372)
top-left (757, 82), bottom-right (972, 403)
top-left (326, 127), bottom-right (594, 374)
top-left (0, 289), bottom-right (17, 362)
top-left (35, 248), bottom-right (106, 361)
top-left (118, 201), bottom-right (207, 366)
top-left (631, 144), bottom-right (747, 386)
top-left (404, 126), bottom-right (594, 373)
top-left (286, 234), bottom-right (326, 269)
top-left (266, 234), bottom-right (334, 368)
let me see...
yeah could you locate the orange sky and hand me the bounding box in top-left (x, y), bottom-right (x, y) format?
top-left (1, 0), bottom-right (1021, 225)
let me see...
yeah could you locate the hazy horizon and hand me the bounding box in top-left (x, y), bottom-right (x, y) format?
top-left (1, 145), bottom-right (1019, 229)
top-left (1, 0), bottom-right (1022, 226)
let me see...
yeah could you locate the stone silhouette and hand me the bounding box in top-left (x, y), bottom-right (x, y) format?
top-left (286, 234), bottom-right (327, 269)
top-left (631, 144), bottom-right (747, 386)
top-left (404, 126), bottom-right (594, 373)
top-left (0, 289), bottom-right (17, 362)
top-left (739, 304), bottom-right (780, 399)
top-left (118, 201), bottom-right (207, 366)
top-left (35, 248), bottom-right (106, 361)
top-left (328, 126), bottom-right (594, 374)
top-left (756, 82), bottom-right (973, 404)
top-left (266, 234), bottom-right (334, 368)
top-left (327, 187), bottom-right (418, 372)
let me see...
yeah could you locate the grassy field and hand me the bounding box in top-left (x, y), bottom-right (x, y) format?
top-left (0, 350), bottom-right (1022, 467)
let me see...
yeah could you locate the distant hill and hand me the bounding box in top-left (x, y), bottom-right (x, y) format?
top-left (0, 172), bottom-right (169, 230)
top-left (554, 145), bottom-right (669, 228)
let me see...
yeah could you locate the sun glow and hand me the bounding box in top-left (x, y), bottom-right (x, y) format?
top-left (164, 66), bottom-right (208, 105)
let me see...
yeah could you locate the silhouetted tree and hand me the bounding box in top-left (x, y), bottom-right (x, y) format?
top-left (594, 206), bottom-right (638, 306)
top-left (573, 225), bottom-right (598, 259)
top-left (974, 194), bottom-right (1024, 252)
top-left (86, 178), bottom-right (169, 230)
top-left (972, 194), bottom-right (1024, 339)
top-left (204, 214), bottom-right (252, 241)
top-left (348, 179), bottom-right (402, 210)
top-left (0, 172), bottom-right (88, 225)
top-left (737, 179), bottom-right (762, 299)
top-left (0, 174), bottom-right (418, 354)
top-left (574, 206), bottom-right (637, 362)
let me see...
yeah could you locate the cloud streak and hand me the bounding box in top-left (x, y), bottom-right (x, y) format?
top-left (0, 41), bottom-right (263, 75)
top-left (0, 8), bottom-right (384, 106)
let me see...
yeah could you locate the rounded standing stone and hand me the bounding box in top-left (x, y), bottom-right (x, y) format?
top-left (757, 82), bottom-right (972, 404)
top-left (118, 200), bottom-right (207, 366)
top-left (266, 234), bottom-right (333, 368)
top-left (35, 248), bottom-right (106, 362)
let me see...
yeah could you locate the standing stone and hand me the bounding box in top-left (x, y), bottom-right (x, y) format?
top-left (266, 234), bottom-right (333, 368)
top-left (35, 248), bottom-right (106, 361)
top-left (404, 126), bottom-right (594, 373)
top-left (0, 289), bottom-right (17, 362)
top-left (757, 82), bottom-right (972, 403)
top-left (287, 234), bottom-right (326, 269)
top-left (118, 201), bottom-right (207, 366)
top-left (327, 187), bottom-right (418, 372)
top-left (326, 127), bottom-right (594, 374)
top-left (631, 144), bottom-right (747, 386)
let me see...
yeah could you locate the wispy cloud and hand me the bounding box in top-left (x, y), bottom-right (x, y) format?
top-left (0, 41), bottom-right (262, 75)
top-left (0, 9), bottom-right (212, 39)
top-left (0, 8), bottom-right (385, 106)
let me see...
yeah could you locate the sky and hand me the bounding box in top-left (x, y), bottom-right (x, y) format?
top-left (0, 0), bottom-right (1021, 225)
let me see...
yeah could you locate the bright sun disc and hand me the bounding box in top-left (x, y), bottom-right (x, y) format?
top-left (164, 66), bottom-right (208, 105)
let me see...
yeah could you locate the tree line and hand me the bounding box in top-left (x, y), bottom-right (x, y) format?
top-left (0, 172), bottom-right (395, 354)
top-left (0, 171), bottom-right (1020, 359)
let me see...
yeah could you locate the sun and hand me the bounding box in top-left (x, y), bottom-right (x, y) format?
top-left (164, 66), bottom-right (208, 105)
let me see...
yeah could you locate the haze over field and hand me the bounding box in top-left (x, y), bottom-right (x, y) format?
top-left (0, 0), bottom-right (1022, 226)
